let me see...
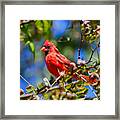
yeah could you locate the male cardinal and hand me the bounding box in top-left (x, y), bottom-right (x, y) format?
top-left (41, 40), bottom-right (76, 77)
top-left (41, 40), bottom-right (98, 84)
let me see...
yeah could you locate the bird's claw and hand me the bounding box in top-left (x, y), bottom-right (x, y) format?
top-left (70, 62), bottom-right (77, 70)
top-left (60, 71), bottom-right (65, 77)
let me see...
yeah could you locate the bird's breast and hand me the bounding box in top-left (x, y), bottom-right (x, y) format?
top-left (45, 53), bottom-right (60, 77)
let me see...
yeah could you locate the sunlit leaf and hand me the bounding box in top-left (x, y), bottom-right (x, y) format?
top-left (25, 40), bottom-right (30, 45)
top-left (37, 83), bottom-right (45, 90)
top-left (35, 20), bottom-right (43, 31)
top-left (26, 85), bottom-right (35, 93)
top-left (29, 42), bottom-right (35, 53)
top-left (43, 20), bottom-right (49, 33)
top-left (65, 84), bottom-right (71, 90)
top-left (43, 93), bottom-right (49, 100)
top-left (20, 35), bottom-right (24, 41)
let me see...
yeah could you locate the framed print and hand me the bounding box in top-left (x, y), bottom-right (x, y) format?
top-left (0, 0), bottom-right (119, 119)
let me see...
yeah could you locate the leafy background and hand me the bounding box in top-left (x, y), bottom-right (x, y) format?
top-left (20, 20), bottom-right (100, 100)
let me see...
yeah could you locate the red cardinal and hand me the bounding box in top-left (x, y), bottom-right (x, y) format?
top-left (41, 40), bottom-right (98, 84)
top-left (41, 40), bottom-right (76, 77)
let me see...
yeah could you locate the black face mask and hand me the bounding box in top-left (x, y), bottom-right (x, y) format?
top-left (45, 50), bottom-right (49, 56)
top-left (44, 46), bottom-right (50, 56)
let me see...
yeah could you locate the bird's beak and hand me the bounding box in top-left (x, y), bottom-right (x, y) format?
top-left (40, 46), bottom-right (46, 52)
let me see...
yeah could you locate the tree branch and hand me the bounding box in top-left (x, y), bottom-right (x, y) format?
top-left (86, 41), bottom-right (100, 64)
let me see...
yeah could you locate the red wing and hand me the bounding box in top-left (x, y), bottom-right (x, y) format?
top-left (46, 52), bottom-right (69, 72)
top-left (56, 53), bottom-right (71, 66)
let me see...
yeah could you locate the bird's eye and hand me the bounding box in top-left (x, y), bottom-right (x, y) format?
top-left (43, 45), bottom-right (46, 47)
top-left (46, 46), bottom-right (50, 49)
top-left (43, 45), bottom-right (50, 49)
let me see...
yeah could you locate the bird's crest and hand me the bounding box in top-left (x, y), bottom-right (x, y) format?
top-left (43, 40), bottom-right (59, 53)
top-left (43, 40), bottom-right (54, 47)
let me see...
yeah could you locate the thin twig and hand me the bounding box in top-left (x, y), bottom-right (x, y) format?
top-left (20, 75), bottom-right (31, 85)
top-left (51, 75), bottom-right (63, 87)
top-left (86, 41), bottom-right (100, 64)
top-left (46, 80), bottom-right (80, 93)
top-left (20, 20), bottom-right (34, 26)
top-left (74, 71), bottom-right (99, 99)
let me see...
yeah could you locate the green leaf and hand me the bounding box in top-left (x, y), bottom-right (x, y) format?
top-left (25, 41), bottom-right (30, 45)
top-left (26, 85), bottom-right (35, 93)
top-left (20, 35), bottom-right (24, 41)
top-left (65, 84), bottom-right (71, 90)
top-left (43, 93), bottom-right (49, 100)
top-left (43, 20), bottom-right (50, 34)
top-left (27, 31), bottom-right (32, 37)
top-left (76, 88), bottom-right (88, 95)
top-left (29, 42), bottom-right (35, 53)
top-left (37, 83), bottom-right (45, 90)
top-left (35, 20), bottom-right (43, 31)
